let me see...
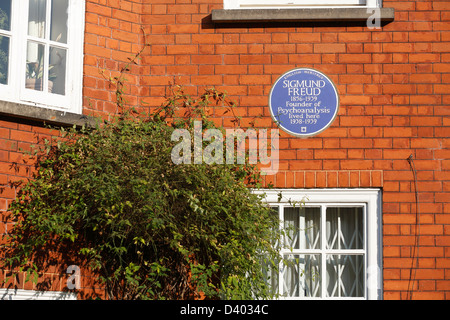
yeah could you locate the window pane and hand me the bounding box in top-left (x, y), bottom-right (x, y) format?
top-left (50, 0), bottom-right (68, 43)
top-left (28, 0), bottom-right (47, 38)
top-left (282, 254), bottom-right (321, 298)
top-left (326, 207), bottom-right (364, 250)
top-left (0, 0), bottom-right (11, 31)
top-left (327, 254), bottom-right (365, 298)
top-left (49, 46), bottom-right (66, 95)
top-left (26, 41), bottom-right (46, 91)
top-left (270, 206), bottom-right (280, 249)
top-left (260, 253), bottom-right (279, 296)
top-left (0, 36), bottom-right (9, 85)
top-left (284, 207), bottom-right (320, 250)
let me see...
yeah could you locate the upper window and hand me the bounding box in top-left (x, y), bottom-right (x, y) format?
top-left (224, 0), bottom-right (380, 10)
top-left (0, 0), bottom-right (84, 113)
top-left (256, 189), bottom-right (382, 300)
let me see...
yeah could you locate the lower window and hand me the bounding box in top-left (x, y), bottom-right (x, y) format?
top-left (256, 189), bottom-right (382, 300)
top-left (0, 288), bottom-right (76, 300)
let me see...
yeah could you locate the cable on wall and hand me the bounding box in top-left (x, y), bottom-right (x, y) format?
top-left (406, 154), bottom-right (421, 300)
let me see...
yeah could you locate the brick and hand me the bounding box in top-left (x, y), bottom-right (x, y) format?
top-left (324, 171), bottom-right (337, 188)
top-left (338, 32), bottom-right (371, 42)
top-left (340, 160), bottom-right (373, 170)
top-left (409, 11), bottom-right (441, 21)
top-left (315, 149), bottom-right (347, 159)
top-left (166, 45), bottom-right (198, 55)
top-left (409, 53), bottom-right (441, 63)
top-left (340, 138), bottom-right (373, 149)
top-left (337, 171), bottom-right (350, 187)
top-left (383, 43), bottom-right (414, 53)
top-left (86, 2), bottom-right (112, 16)
top-left (111, 8), bottom-right (140, 22)
top-left (340, 116), bottom-right (372, 126)
top-left (239, 75), bottom-right (271, 85)
top-left (215, 44), bottom-right (248, 54)
top-left (411, 116), bottom-right (442, 126)
top-left (409, 31), bottom-right (441, 42)
top-left (290, 138), bottom-right (322, 149)
top-left (313, 43), bottom-right (346, 53)
top-left (383, 127), bottom-right (414, 137)
top-left (289, 160), bottom-right (322, 171)
top-left (338, 53), bottom-right (371, 63)
top-left (289, 33), bottom-right (321, 43)
top-left (304, 171), bottom-right (316, 188)
top-left (191, 34), bottom-right (223, 44)
top-left (410, 73), bottom-right (442, 83)
top-left (167, 4), bottom-right (199, 14)
top-left (294, 171), bottom-right (305, 188)
top-left (240, 34), bottom-right (271, 44)
top-left (215, 65), bottom-right (248, 75)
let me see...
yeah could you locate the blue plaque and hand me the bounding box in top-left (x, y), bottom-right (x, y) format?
top-left (269, 68), bottom-right (339, 137)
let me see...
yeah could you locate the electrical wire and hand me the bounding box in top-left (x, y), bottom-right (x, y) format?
top-left (406, 154), bottom-right (421, 300)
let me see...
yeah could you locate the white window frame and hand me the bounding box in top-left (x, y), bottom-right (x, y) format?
top-left (255, 188), bottom-right (382, 300)
top-left (0, 0), bottom-right (85, 114)
top-left (0, 288), bottom-right (77, 300)
top-left (224, 0), bottom-right (380, 10)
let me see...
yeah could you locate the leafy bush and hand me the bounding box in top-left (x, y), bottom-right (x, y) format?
top-left (1, 84), bottom-right (281, 300)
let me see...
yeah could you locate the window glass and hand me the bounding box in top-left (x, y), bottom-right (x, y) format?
top-left (0, 36), bottom-right (9, 85)
top-left (282, 206), bottom-right (365, 298)
top-left (26, 41), bottom-right (46, 91)
top-left (327, 254), bottom-right (365, 297)
top-left (326, 207), bottom-right (364, 250)
top-left (284, 207), bottom-right (320, 250)
top-left (0, 1), bottom-right (11, 31)
top-left (282, 254), bottom-right (321, 298)
top-left (0, 0), bottom-right (11, 85)
top-left (50, 0), bottom-right (68, 43)
top-left (49, 46), bottom-right (66, 95)
top-left (28, 0), bottom-right (47, 39)
top-left (25, 0), bottom-right (69, 95)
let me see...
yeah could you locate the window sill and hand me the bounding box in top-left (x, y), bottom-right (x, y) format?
top-left (211, 7), bottom-right (395, 24)
top-left (0, 100), bottom-right (94, 127)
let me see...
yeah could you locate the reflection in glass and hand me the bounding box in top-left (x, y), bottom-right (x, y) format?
top-left (282, 254), bottom-right (321, 298)
top-left (0, 0), bottom-right (11, 85)
top-left (327, 207), bottom-right (364, 250)
top-left (284, 207), bottom-right (320, 250)
top-left (26, 41), bottom-right (45, 91)
top-left (28, 0), bottom-right (47, 38)
top-left (50, 0), bottom-right (68, 43)
top-left (49, 46), bottom-right (66, 95)
top-left (0, 36), bottom-right (9, 85)
top-left (327, 254), bottom-right (365, 297)
top-left (0, 0), bottom-right (11, 31)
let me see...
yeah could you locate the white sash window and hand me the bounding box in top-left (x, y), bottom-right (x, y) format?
top-left (0, 0), bottom-right (84, 113)
top-left (257, 189), bottom-right (382, 300)
top-left (224, 0), bottom-right (380, 10)
top-left (0, 288), bottom-right (77, 300)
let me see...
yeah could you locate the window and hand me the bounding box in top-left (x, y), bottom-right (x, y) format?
top-left (0, 0), bottom-right (84, 113)
top-left (256, 189), bottom-right (382, 300)
top-left (0, 288), bottom-right (76, 300)
top-left (224, 0), bottom-right (380, 10)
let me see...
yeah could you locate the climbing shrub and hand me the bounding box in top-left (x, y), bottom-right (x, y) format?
top-left (1, 84), bottom-right (281, 300)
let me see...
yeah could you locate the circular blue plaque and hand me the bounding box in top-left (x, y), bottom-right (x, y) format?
top-left (269, 68), bottom-right (339, 137)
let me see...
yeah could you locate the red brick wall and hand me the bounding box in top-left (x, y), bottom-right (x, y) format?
top-left (1, 0), bottom-right (449, 299)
